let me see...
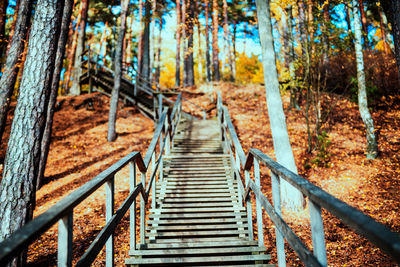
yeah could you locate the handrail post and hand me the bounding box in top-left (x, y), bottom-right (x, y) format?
top-left (105, 175), bottom-right (115, 267)
top-left (151, 152), bottom-right (156, 209)
top-left (58, 213), bottom-right (73, 267)
top-left (310, 201), bottom-right (327, 266)
top-left (158, 93), bottom-right (162, 119)
top-left (271, 171), bottom-right (286, 266)
top-left (165, 116), bottom-right (170, 156)
top-left (254, 159), bottom-right (264, 247)
top-left (235, 149), bottom-right (243, 206)
top-left (245, 170), bottom-right (254, 240)
top-left (129, 161), bottom-right (137, 250)
top-left (140, 172), bottom-right (146, 245)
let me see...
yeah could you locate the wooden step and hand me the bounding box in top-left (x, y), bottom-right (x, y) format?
top-left (129, 246), bottom-right (267, 256)
top-left (125, 254), bottom-right (271, 265)
top-left (148, 212), bottom-right (247, 219)
top-left (150, 207), bottom-right (245, 214)
top-left (147, 218), bottom-right (249, 225)
top-left (146, 230), bottom-right (249, 238)
top-left (147, 224), bottom-right (248, 231)
top-left (137, 240), bottom-right (260, 249)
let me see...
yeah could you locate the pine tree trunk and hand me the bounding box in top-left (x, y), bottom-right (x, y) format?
top-left (141, 0), bottom-right (151, 80)
top-left (108, 0), bottom-right (129, 142)
top-left (70, 0), bottom-right (88, 95)
top-left (255, 0), bottom-right (305, 211)
top-left (137, 0), bottom-right (143, 76)
top-left (184, 0), bottom-right (194, 86)
top-left (196, 11), bottom-right (202, 82)
top-left (0, 0), bottom-right (9, 61)
top-left (232, 23), bottom-right (237, 79)
top-left (387, 0), bottom-right (400, 80)
top-left (0, 1), bottom-right (63, 266)
top-left (181, 0), bottom-right (187, 86)
top-left (379, 5), bottom-right (394, 55)
top-left (358, 0), bottom-right (369, 49)
top-left (212, 0), bottom-right (220, 81)
top-left (204, 0), bottom-right (211, 82)
top-left (175, 0), bottom-right (181, 87)
top-left (155, 17), bottom-right (162, 85)
top-left (36, 0), bottom-right (73, 190)
top-left (149, 0), bottom-right (156, 82)
top-left (0, 0), bottom-right (32, 146)
top-left (352, 0), bottom-right (378, 159)
top-left (63, 6), bottom-right (82, 91)
top-left (223, 0), bottom-right (233, 81)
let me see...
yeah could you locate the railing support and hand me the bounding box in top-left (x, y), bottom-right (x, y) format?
top-left (271, 172), bottom-right (286, 266)
top-left (310, 201), bottom-right (327, 266)
top-left (254, 159), bottom-right (264, 247)
top-left (245, 170), bottom-right (254, 241)
top-left (140, 172), bottom-right (146, 245)
top-left (151, 152), bottom-right (156, 209)
top-left (129, 161), bottom-right (137, 250)
top-left (58, 213), bottom-right (73, 267)
top-left (105, 176), bottom-right (115, 267)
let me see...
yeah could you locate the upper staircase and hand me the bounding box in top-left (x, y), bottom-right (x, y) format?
top-left (125, 119), bottom-right (272, 266)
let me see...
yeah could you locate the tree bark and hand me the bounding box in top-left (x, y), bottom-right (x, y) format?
top-left (37, 0), bottom-right (73, 190)
top-left (204, 0), bottom-right (211, 82)
top-left (0, 0), bottom-right (8, 61)
top-left (70, 0), bottom-right (88, 95)
top-left (0, 1), bottom-right (63, 266)
top-left (255, 0), bottom-right (305, 211)
top-left (175, 0), bottom-right (181, 87)
top-left (155, 17), bottom-right (162, 85)
top-left (212, 0), bottom-right (220, 81)
top-left (387, 0), bottom-right (400, 80)
top-left (108, 0), bottom-right (129, 142)
top-left (141, 0), bottom-right (151, 80)
top-left (137, 0), bottom-right (144, 76)
top-left (232, 22), bottom-right (236, 79)
top-left (181, 0), bottom-right (187, 86)
top-left (223, 0), bottom-right (233, 81)
top-left (357, 0), bottom-right (369, 49)
top-left (196, 2), bottom-right (202, 82)
top-left (184, 0), bottom-right (194, 87)
top-left (0, 0), bottom-right (32, 146)
top-left (149, 0), bottom-right (156, 82)
top-left (379, 5), bottom-right (394, 55)
top-left (352, 0), bottom-right (378, 159)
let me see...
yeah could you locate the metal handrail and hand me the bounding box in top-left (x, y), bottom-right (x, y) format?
top-left (217, 91), bottom-right (400, 266)
top-left (0, 97), bottom-right (183, 266)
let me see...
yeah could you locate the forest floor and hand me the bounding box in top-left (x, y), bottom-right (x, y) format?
top-left (0, 83), bottom-right (399, 266)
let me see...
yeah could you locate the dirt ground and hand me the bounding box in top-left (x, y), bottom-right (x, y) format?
top-left (0, 84), bottom-right (399, 266)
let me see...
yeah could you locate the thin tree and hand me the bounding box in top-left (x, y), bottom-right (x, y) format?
top-left (155, 17), bottom-right (163, 84)
top-left (37, 0), bottom-right (74, 190)
top-left (212, 0), bottom-right (220, 81)
top-left (137, 0), bottom-right (144, 77)
top-left (141, 0), bottom-right (151, 80)
top-left (70, 0), bottom-right (89, 95)
top-left (0, 0), bottom-right (64, 266)
top-left (352, 0), bottom-right (378, 159)
top-left (204, 0), bottom-right (211, 82)
top-left (255, 0), bottom-right (305, 211)
top-left (181, 0), bottom-right (187, 85)
top-left (223, 0), bottom-right (233, 80)
top-left (385, 1), bottom-right (400, 80)
top-left (175, 0), bottom-right (181, 87)
top-left (183, 0), bottom-right (194, 86)
top-left (149, 0), bottom-right (156, 82)
top-left (108, 0), bottom-right (129, 142)
top-left (0, 0), bottom-right (32, 145)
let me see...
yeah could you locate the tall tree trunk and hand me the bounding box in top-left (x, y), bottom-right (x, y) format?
top-left (175, 0), bottom-right (181, 87)
top-left (223, 0), bottom-right (233, 81)
top-left (36, 0), bottom-right (73, 190)
top-left (378, 5), bottom-right (394, 55)
top-left (212, 0), bottom-right (220, 81)
top-left (70, 0), bottom-right (88, 95)
top-left (0, 0), bottom-right (8, 61)
top-left (204, 0), bottom-right (211, 82)
top-left (181, 0), bottom-right (187, 86)
top-left (232, 22), bottom-right (237, 79)
top-left (63, 5), bottom-right (82, 91)
top-left (243, 23), bottom-right (247, 52)
top-left (385, 1), bottom-right (400, 80)
top-left (184, 0), bottom-right (194, 86)
top-left (108, 0), bottom-right (129, 142)
top-left (155, 17), bottom-right (162, 85)
top-left (357, 0), bottom-right (369, 49)
top-left (345, 3), bottom-right (352, 33)
top-left (7, 0), bottom-right (20, 51)
top-left (196, 3), bottom-right (202, 82)
top-left (0, 0), bottom-right (32, 146)
top-left (0, 1), bottom-right (63, 266)
top-left (141, 0), bottom-right (151, 80)
top-left (352, 0), bottom-right (378, 159)
top-left (149, 0), bottom-right (156, 82)
top-left (137, 0), bottom-right (143, 76)
top-left (255, 0), bottom-right (305, 211)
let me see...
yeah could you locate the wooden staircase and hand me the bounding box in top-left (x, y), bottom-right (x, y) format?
top-left (126, 119), bottom-right (272, 266)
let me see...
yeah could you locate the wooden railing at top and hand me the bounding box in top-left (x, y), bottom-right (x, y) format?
top-left (0, 94), bottom-right (183, 267)
top-left (217, 92), bottom-right (400, 267)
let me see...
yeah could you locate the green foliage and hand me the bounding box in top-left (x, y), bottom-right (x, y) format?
top-left (349, 76), bottom-right (379, 103)
top-left (311, 131), bottom-right (332, 168)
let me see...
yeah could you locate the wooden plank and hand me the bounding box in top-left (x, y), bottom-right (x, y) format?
top-left (145, 237), bottom-right (244, 243)
top-left (151, 207), bottom-right (245, 213)
top-left (149, 212), bottom-right (247, 219)
top-left (146, 230), bottom-right (249, 237)
top-left (147, 218), bottom-right (249, 225)
top-left (137, 240), bottom-right (259, 249)
top-left (159, 189), bottom-right (234, 194)
top-left (159, 197), bottom-right (236, 203)
top-left (159, 193), bottom-right (237, 198)
top-left (125, 254), bottom-right (271, 264)
top-left (160, 202), bottom-right (238, 208)
top-left (129, 246), bottom-right (267, 256)
top-left (147, 224), bottom-right (248, 231)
